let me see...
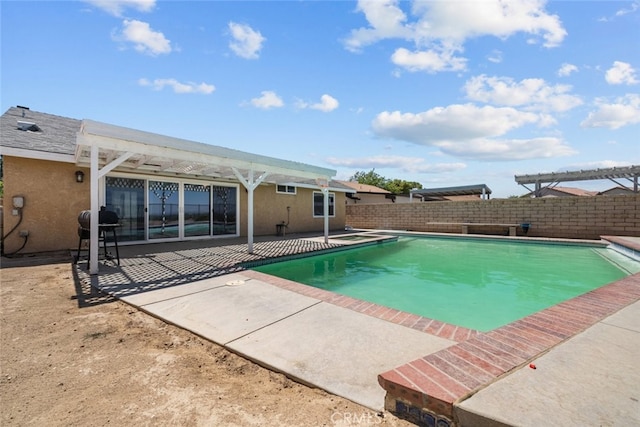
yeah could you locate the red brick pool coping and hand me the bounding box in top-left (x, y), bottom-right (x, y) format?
top-left (242, 268), bottom-right (640, 424)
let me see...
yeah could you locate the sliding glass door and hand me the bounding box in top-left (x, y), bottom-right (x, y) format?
top-left (105, 176), bottom-right (238, 242)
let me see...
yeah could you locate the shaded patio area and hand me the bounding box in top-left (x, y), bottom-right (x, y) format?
top-left (74, 232), bottom-right (348, 298)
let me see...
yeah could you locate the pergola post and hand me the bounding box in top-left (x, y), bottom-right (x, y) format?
top-left (89, 145), bottom-right (100, 274)
top-left (233, 168), bottom-right (268, 254)
top-left (322, 186), bottom-right (329, 244)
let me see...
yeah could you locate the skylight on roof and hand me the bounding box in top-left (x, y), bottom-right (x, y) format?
top-left (17, 120), bottom-right (42, 132)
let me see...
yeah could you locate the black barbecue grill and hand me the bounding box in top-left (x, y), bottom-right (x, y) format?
top-left (75, 207), bottom-right (120, 266)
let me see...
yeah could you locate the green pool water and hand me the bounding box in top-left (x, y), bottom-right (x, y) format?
top-left (252, 237), bottom-right (632, 331)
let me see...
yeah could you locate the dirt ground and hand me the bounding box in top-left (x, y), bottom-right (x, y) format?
top-left (0, 258), bottom-right (414, 427)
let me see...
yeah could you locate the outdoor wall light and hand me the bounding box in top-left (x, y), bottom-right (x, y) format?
top-left (75, 170), bottom-right (85, 183)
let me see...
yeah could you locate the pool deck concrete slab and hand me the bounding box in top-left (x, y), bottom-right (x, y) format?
top-left (118, 272), bottom-right (456, 410)
top-left (455, 300), bottom-right (640, 427)
top-left (228, 301), bottom-right (456, 410)
top-left (124, 275), bottom-right (320, 345)
top-left (119, 273), bottom-right (243, 306)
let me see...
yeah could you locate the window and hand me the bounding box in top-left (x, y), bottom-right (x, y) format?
top-left (313, 191), bottom-right (335, 217)
top-left (276, 184), bottom-right (296, 194)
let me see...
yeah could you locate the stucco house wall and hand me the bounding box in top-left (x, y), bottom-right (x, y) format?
top-left (2, 156), bottom-right (90, 254)
top-left (251, 185), bottom-right (346, 235)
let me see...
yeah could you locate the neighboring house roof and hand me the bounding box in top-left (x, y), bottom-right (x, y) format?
top-left (335, 180), bottom-right (391, 194)
top-left (536, 186), bottom-right (599, 197)
top-left (599, 186), bottom-right (635, 195)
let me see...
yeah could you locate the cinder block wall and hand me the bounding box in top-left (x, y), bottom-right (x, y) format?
top-left (345, 194), bottom-right (640, 239)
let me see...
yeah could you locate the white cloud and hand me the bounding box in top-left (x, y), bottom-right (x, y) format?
top-left (138, 78), bottom-right (215, 94)
top-left (464, 75), bottom-right (583, 112)
top-left (249, 91), bottom-right (284, 109)
top-left (615, 2), bottom-right (640, 17)
top-left (605, 61), bottom-right (638, 85)
top-left (343, 0), bottom-right (414, 52)
top-left (115, 19), bottom-right (171, 55)
top-left (436, 137), bottom-right (576, 160)
top-left (411, 0), bottom-right (566, 48)
top-left (373, 104), bottom-right (539, 143)
top-left (325, 155), bottom-right (466, 174)
top-left (598, 1), bottom-right (639, 22)
top-left (228, 22), bottom-right (265, 59)
top-left (85, 0), bottom-right (155, 17)
top-left (391, 47), bottom-right (466, 73)
top-left (344, 0), bottom-right (566, 73)
top-left (296, 94), bottom-right (340, 112)
top-left (371, 104), bottom-right (575, 160)
top-left (557, 63), bottom-right (578, 77)
top-left (581, 94), bottom-right (640, 129)
top-left (311, 94), bottom-right (339, 112)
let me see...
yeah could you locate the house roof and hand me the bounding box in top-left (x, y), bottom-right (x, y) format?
top-left (335, 180), bottom-right (391, 194)
top-left (1, 106), bottom-right (341, 187)
top-left (541, 186), bottom-right (599, 197)
top-left (0, 106), bottom-right (80, 162)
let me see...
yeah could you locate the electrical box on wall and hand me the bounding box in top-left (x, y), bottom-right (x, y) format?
top-left (12, 196), bottom-right (24, 209)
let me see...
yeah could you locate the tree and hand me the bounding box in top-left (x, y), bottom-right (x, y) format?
top-left (350, 169), bottom-right (422, 194)
top-left (386, 178), bottom-right (422, 194)
top-left (350, 169), bottom-right (387, 189)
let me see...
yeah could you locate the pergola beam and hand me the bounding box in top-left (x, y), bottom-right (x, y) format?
top-left (515, 165), bottom-right (640, 186)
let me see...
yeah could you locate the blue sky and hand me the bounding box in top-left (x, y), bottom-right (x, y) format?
top-left (2, 0), bottom-right (639, 197)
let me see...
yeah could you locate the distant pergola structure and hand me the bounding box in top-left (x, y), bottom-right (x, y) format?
top-left (410, 184), bottom-right (492, 201)
top-left (515, 165), bottom-right (640, 197)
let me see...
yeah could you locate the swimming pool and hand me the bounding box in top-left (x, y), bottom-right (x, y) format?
top-left (252, 236), bottom-right (634, 331)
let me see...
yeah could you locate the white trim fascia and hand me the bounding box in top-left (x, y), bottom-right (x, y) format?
top-left (279, 181), bottom-right (355, 193)
top-left (0, 146), bottom-right (75, 163)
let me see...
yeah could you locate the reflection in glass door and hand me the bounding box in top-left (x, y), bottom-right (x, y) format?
top-left (213, 185), bottom-right (237, 235)
top-left (184, 183), bottom-right (211, 237)
top-left (105, 177), bottom-right (145, 242)
top-left (149, 180), bottom-right (179, 239)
